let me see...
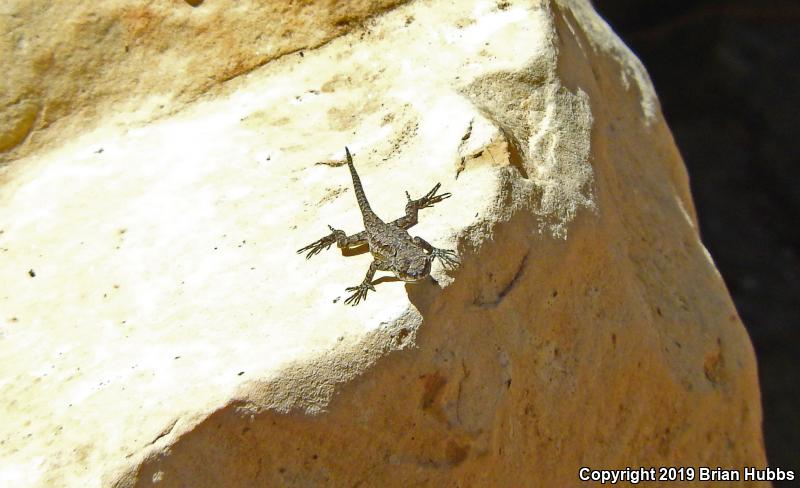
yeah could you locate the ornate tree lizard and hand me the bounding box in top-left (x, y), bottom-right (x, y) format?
top-left (297, 147), bottom-right (458, 305)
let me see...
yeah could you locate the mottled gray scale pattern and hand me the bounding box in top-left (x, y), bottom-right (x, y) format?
top-left (297, 147), bottom-right (459, 305)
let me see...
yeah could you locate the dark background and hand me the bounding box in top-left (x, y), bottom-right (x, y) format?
top-left (594, 0), bottom-right (799, 471)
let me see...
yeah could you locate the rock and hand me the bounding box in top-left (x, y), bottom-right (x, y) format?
top-left (0, 0), bottom-right (405, 163)
top-left (595, 2), bottom-right (800, 469)
top-left (0, 0), bottom-right (767, 486)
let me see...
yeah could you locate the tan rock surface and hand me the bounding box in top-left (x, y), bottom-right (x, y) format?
top-left (0, 0), bottom-right (406, 160)
top-left (0, 0), bottom-right (767, 486)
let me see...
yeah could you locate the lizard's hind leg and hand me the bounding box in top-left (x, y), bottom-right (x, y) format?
top-left (392, 183), bottom-right (452, 230)
top-left (297, 226), bottom-right (367, 259)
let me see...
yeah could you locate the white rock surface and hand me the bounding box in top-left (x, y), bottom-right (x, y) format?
top-left (0, 0), bottom-right (767, 486)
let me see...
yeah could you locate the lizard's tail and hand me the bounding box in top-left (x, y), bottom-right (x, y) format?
top-left (345, 147), bottom-right (374, 217)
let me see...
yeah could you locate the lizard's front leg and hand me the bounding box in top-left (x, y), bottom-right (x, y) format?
top-left (412, 236), bottom-right (459, 270)
top-left (392, 183), bottom-right (451, 230)
top-left (297, 226), bottom-right (366, 259)
top-left (344, 259), bottom-right (389, 306)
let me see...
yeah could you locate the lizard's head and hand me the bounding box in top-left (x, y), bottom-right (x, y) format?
top-left (395, 253), bottom-right (432, 282)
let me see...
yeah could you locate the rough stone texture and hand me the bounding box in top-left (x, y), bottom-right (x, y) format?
top-left (0, 0), bottom-right (767, 486)
top-left (0, 0), bottom-right (407, 160)
top-left (595, 0), bottom-right (800, 469)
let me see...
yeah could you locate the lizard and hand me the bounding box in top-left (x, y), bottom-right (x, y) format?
top-left (297, 147), bottom-right (459, 305)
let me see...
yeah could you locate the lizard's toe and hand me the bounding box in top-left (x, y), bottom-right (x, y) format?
top-left (344, 282), bottom-right (373, 306)
top-left (432, 248), bottom-right (459, 269)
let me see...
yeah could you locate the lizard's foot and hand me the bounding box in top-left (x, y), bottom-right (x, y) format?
top-left (296, 225), bottom-right (346, 259)
top-left (344, 281), bottom-right (375, 306)
top-left (406, 183), bottom-right (451, 209)
top-left (431, 247), bottom-right (459, 270)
